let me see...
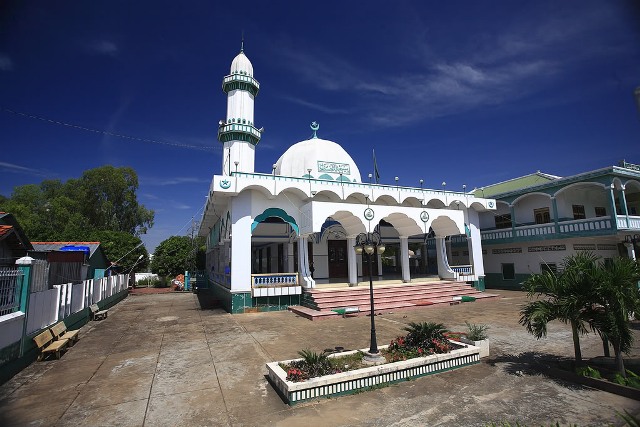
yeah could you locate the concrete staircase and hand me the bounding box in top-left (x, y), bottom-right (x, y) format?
top-left (289, 280), bottom-right (500, 320)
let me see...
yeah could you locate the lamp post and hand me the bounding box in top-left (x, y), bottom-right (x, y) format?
top-left (354, 230), bottom-right (386, 364)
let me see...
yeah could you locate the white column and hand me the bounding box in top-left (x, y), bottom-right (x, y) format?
top-left (347, 237), bottom-right (357, 286)
top-left (400, 237), bottom-right (411, 283)
top-left (230, 216), bottom-right (252, 293)
top-left (435, 237), bottom-right (456, 280)
top-left (287, 242), bottom-right (295, 273)
top-left (466, 209), bottom-right (486, 279)
top-left (377, 253), bottom-right (383, 276)
top-left (298, 236), bottom-right (316, 288)
top-left (625, 242), bottom-right (637, 261)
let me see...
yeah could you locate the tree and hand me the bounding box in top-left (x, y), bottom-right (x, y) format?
top-left (150, 236), bottom-right (193, 277)
top-left (520, 252), bottom-right (600, 365)
top-left (77, 166), bottom-right (154, 236)
top-left (89, 230), bottom-right (149, 274)
top-left (590, 257), bottom-right (640, 377)
top-left (0, 165), bottom-right (154, 241)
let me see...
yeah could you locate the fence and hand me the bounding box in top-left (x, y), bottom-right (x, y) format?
top-left (25, 273), bottom-right (129, 334)
top-left (0, 267), bottom-right (23, 316)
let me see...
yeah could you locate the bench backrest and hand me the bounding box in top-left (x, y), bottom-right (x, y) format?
top-left (33, 329), bottom-right (54, 349)
top-left (51, 322), bottom-right (67, 339)
top-left (90, 304), bottom-right (99, 313)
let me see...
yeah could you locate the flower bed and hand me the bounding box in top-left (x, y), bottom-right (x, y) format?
top-left (266, 341), bottom-right (481, 405)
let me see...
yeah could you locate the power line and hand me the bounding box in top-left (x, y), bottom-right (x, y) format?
top-left (2, 107), bottom-right (218, 152)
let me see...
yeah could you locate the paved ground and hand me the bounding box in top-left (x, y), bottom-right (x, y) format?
top-left (1, 290), bottom-right (639, 426)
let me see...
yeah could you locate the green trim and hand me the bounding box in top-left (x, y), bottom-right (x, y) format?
top-left (222, 74), bottom-right (260, 96)
top-left (252, 208), bottom-right (299, 235)
top-left (473, 277), bottom-right (485, 291)
top-left (484, 272), bottom-right (529, 290)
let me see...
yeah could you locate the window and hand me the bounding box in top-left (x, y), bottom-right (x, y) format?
top-left (495, 214), bottom-right (512, 229)
top-left (572, 205), bottom-right (586, 220)
top-left (595, 207), bottom-right (607, 217)
top-left (534, 207), bottom-right (551, 224)
top-left (502, 263), bottom-right (515, 280)
top-left (540, 263), bottom-right (557, 274)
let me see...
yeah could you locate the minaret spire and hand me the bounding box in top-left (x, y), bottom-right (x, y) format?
top-left (241, 31), bottom-right (244, 52)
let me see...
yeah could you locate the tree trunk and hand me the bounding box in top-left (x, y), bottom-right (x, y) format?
top-left (612, 340), bottom-right (626, 378)
top-left (571, 320), bottom-right (583, 365)
top-left (601, 337), bottom-right (611, 357)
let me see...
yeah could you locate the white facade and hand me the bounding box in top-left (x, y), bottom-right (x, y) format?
top-left (200, 46), bottom-right (496, 313)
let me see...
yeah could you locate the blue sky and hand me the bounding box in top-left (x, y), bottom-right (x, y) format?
top-left (1, 1), bottom-right (639, 252)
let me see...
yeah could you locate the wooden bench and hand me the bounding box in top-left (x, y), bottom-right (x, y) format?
top-left (90, 304), bottom-right (108, 321)
top-left (33, 329), bottom-right (69, 361)
top-left (51, 322), bottom-right (80, 345)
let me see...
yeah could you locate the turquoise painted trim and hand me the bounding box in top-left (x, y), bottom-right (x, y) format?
top-left (318, 174), bottom-right (334, 181)
top-left (474, 277), bottom-right (485, 291)
top-left (481, 227), bottom-right (617, 246)
top-left (252, 208), bottom-right (299, 235)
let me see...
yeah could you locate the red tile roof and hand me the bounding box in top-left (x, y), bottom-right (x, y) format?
top-left (0, 225), bottom-right (13, 238)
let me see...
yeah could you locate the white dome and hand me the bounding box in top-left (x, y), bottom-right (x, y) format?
top-left (275, 137), bottom-right (362, 183)
top-left (230, 51), bottom-right (253, 76)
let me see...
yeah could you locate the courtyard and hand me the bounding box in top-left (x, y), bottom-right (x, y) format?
top-left (0, 290), bottom-right (639, 426)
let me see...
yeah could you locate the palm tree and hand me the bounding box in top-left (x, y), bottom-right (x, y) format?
top-left (519, 252), bottom-right (600, 365)
top-left (590, 257), bottom-right (640, 378)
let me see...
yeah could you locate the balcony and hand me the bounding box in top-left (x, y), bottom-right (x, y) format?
top-left (480, 215), bottom-right (634, 244)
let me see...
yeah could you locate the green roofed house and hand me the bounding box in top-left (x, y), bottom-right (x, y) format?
top-left (474, 161), bottom-right (640, 289)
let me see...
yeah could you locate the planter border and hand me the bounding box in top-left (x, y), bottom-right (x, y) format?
top-left (267, 341), bottom-right (480, 405)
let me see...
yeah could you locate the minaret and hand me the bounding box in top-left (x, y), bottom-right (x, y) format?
top-left (218, 40), bottom-right (262, 176)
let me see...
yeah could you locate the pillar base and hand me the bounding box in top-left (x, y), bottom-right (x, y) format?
top-left (363, 351), bottom-right (386, 365)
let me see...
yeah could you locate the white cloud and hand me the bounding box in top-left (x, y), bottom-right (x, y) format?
top-left (0, 161), bottom-right (50, 177)
top-left (280, 95), bottom-right (350, 114)
top-left (0, 54), bottom-right (14, 71)
top-left (142, 176), bottom-right (210, 186)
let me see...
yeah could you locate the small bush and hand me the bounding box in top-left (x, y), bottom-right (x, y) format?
top-left (465, 321), bottom-right (489, 341)
top-left (575, 365), bottom-right (601, 379)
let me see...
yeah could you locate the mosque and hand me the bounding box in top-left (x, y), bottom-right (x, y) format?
top-left (199, 45), bottom-right (497, 314)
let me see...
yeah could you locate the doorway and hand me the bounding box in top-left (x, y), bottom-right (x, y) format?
top-left (328, 240), bottom-right (348, 278)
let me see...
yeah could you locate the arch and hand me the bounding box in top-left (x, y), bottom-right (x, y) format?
top-left (430, 215), bottom-right (463, 237)
top-left (470, 201), bottom-right (489, 211)
top-left (553, 181), bottom-right (606, 198)
top-left (511, 191), bottom-right (552, 206)
top-left (401, 197), bottom-right (423, 208)
top-left (252, 208), bottom-right (299, 235)
top-left (447, 199), bottom-right (466, 210)
top-left (314, 189), bottom-right (342, 203)
top-left (375, 194), bottom-right (399, 206)
top-left (345, 192), bottom-right (369, 204)
top-left (381, 212), bottom-right (423, 237)
top-left (238, 184), bottom-right (271, 198)
top-left (280, 187), bottom-right (308, 201)
top-left (623, 178), bottom-right (640, 191)
top-left (325, 210), bottom-right (367, 236)
top-left (611, 177), bottom-right (624, 190)
top-left (425, 199), bottom-right (446, 209)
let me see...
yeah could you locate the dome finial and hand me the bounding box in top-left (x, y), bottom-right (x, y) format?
top-left (310, 121), bottom-right (319, 139)
top-left (241, 31), bottom-right (244, 52)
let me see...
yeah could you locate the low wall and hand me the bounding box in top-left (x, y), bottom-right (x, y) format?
top-left (0, 285), bottom-right (129, 385)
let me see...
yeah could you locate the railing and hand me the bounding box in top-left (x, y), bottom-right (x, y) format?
top-left (252, 273), bottom-right (298, 287)
top-left (618, 215), bottom-right (640, 230)
top-left (450, 265), bottom-right (473, 282)
top-left (0, 268), bottom-right (23, 316)
top-left (482, 216), bottom-right (616, 242)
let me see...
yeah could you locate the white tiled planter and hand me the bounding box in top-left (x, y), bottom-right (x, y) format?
top-left (459, 337), bottom-right (490, 358)
top-left (266, 342), bottom-right (481, 405)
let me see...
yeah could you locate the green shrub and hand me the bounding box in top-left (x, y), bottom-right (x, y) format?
top-left (575, 365), bottom-right (601, 379)
top-left (465, 321), bottom-right (489, 341)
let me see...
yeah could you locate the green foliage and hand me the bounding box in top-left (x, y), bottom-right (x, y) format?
top-left (387, 322), bottom-right (452, 362)
top-left (618, 409), bottom-right (640, 427)
top-left (150, 236), bottom-right (195, 277)
top-left (520, 252), bottom-right (601, 364)
top-left (403, 322), bottom-right (448, 347)
top-left (614, 370), bottom-right (640, 389)
top-left (0, 165), bottom-right (154, 240)
top-left (465, 321), bottom-right (489, 341)
top-left (88, 230), bottom-right (148, 274)
top-left (575, 365), bottom-right (601, 379)
top-left (285, 349), bottom-right (339, 381)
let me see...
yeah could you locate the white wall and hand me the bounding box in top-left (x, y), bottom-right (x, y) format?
top-left (514, 194), bottom-right (551, 224)
top-left (0, 312), bottom-right (25, 348)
